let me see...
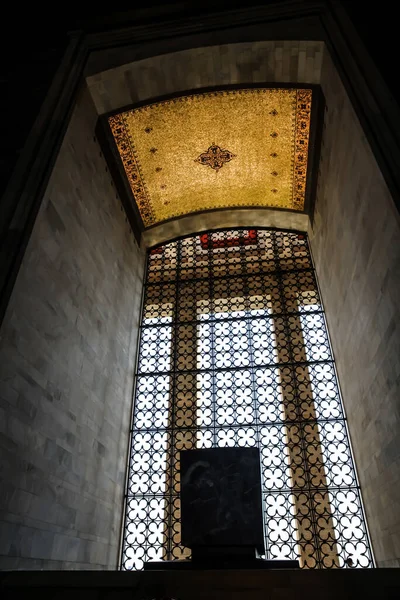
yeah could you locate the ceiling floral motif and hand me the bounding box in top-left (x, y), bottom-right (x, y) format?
top-left (109, 88), bottom-right (312, 227)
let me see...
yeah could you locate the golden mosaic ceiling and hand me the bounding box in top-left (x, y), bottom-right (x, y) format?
top-left (109, 88), bottom-right (312, 227)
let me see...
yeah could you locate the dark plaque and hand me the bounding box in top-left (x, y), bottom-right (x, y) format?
top-left (180, 447), bottom-right (265, 557)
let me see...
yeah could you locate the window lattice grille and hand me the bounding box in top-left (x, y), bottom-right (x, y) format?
top-left (121, 229), bottom-right (373, 570)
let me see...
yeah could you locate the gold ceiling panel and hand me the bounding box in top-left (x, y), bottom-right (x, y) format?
top-left (109, 88), bottom-right (312, 227)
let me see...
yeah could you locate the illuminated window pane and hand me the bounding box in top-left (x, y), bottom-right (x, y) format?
top-left (121, 229), bottom-right (373, 570)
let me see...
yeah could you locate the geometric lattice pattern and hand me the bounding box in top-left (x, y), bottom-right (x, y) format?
top-left (121, 229), bottom-right (373, 570)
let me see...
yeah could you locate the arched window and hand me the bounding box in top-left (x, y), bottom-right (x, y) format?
top-left (121, 228), bottom-right (373, 570)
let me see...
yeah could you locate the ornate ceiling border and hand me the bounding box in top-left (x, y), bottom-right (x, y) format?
top-left (106, 88), bottom-right (313, 227)
top-left (96, 83), bottom-right (323, 233)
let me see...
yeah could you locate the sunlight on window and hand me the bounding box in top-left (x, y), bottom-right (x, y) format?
top-left (121, 229), bottom-right (373, 570)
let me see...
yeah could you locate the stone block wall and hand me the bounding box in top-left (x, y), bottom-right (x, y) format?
top-left (310, 50), bottom-right (400, 567)
top-left (0, 86), bottom-right (145, 569)
top-left (86, 41), bottom-right (324, 115)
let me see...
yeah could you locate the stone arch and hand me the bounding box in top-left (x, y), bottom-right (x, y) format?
top-left (86, 41), bottom-right (324, 115)
top-left (141, 208), bottom-right (309, 248)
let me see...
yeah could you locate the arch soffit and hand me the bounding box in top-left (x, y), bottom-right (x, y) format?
top-left (141, 208), bottom-right (310, 249)
top-left (86, 41), bottom-right (325, 115)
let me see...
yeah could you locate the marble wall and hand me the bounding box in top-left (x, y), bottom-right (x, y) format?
top-left (310, 50), bottom-right (400, 567)
top-left (87, 41), bottom-right (324, 115)
top-left (0, 86), bottom-right (145, 569)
